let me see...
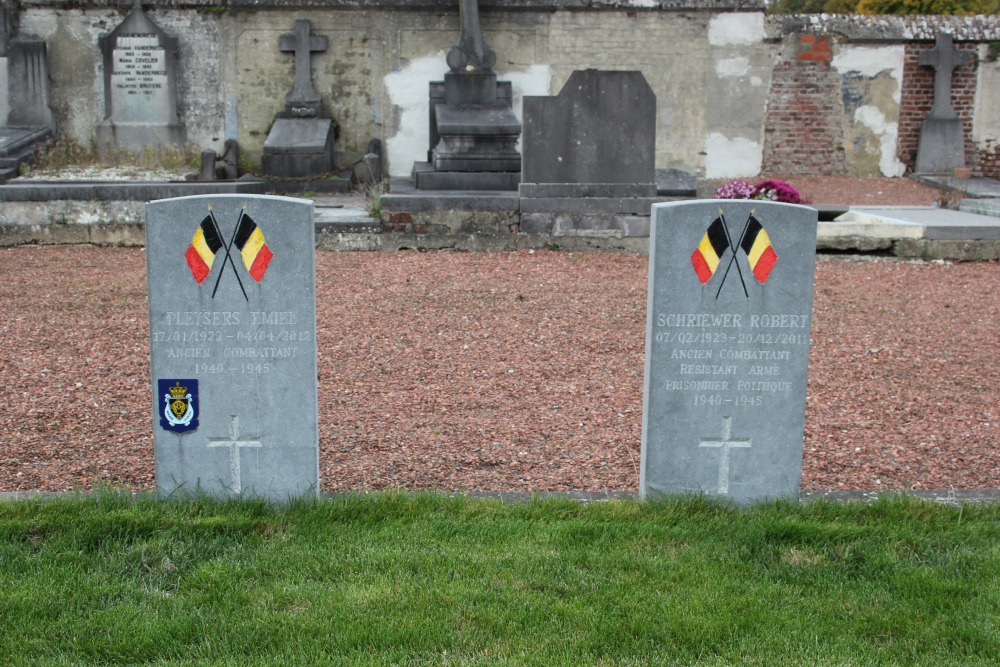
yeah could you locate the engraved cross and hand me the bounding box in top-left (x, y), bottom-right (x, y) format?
top-left (207, 414), bottom-right (261, 495)
top-left (698, 416), bottom-right (752, 495)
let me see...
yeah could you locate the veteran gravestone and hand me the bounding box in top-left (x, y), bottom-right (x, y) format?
top-left (641, 200), bottom-right (818, 504)
top-left (97, 0), bottom-right (185, 153)
top-left (146, 194), bottom-right (319, 501)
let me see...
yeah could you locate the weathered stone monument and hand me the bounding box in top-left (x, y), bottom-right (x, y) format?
top-left (97, 0), bottom-right (185, 153)
top-left (261, 19), bottom-right (335, 180)
top-left (414, 0), bottom-right (521, 190)
top-left (519, 70), bottom-right (658, 237)
top-left (146, 194), bottom-right (319, 501)
top-left (641, 200), bottom-right (818, 504)
top-left (915, 32), bottom-right (972, 175)
top-left (0, 5), bottom-right (54, 183)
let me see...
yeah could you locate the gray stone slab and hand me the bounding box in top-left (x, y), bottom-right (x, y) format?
top-left (262, 118), bottom-right (334, 178)
top-left (641, 200), bottom-right (818, 504)
top-left (520, 183), bottom-right (656, 198)
top-left (960, 198), bottom-right (1000, 218)
top-left (519, 196), bottom-right (658, 215)
top-left (521, 70), bottom-right (655, 187)
top-left (838, 206), bottom-right (1000, 240)
top-left (917, 175), bottom-right (1000, 199)
top-left (435, 104), bottom-right (522, 135)
top-left (382, 189), bottom-right (519, 213)
top-left (0, 126), bottom-right (51, 158)
top-left (413, 167), bottom-right (521, 192)
top-left (0, 178), bottom-right (270, 202)
top-left (656, 169), bottom-right (697, 197)
top-left (145, 194), bottom-right (318, 502)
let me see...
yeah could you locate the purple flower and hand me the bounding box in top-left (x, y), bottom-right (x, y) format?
top-left (751, 179), bottom-right (801, 204)
top-left (713, 181), bottom-right (755, 199)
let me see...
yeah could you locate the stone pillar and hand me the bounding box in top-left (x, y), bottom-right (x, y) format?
top-left (7, 34), bottom-right (54, 128)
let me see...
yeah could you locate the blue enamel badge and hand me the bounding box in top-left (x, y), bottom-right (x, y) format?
top-left (158, 379), bottom-right (199, 433)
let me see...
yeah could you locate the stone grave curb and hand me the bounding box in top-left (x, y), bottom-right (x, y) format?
top-left (2, 489), bottom-right (999, 506)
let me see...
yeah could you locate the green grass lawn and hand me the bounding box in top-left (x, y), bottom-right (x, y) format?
top-left (1, 493), bottom-right (997, 666)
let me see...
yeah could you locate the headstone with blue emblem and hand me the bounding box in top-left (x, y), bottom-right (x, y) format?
top-left (145, 194), bottom-right (319, 501)
top-left (641, 200), bottom-right (818, 504)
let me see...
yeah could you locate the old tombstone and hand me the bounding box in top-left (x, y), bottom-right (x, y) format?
top-left (641, 200), bottom-right (818, 504)
top-left (97, 0), bottom-right (185, 153)
top-left (261, 19), bottom-right (335, 180)
top-left (146, 194), bottom-right (319, 501)
top-left (414, 0), bottom-right (521, 190)
top-left (0, 6), bottom-right (55, 183)
top-left (519, 70), bottom-right (658, 237)
top-left (915, 32), bottom-right (972, 175)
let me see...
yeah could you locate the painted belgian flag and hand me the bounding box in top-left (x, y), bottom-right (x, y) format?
top-left (233, 213), bottom-right (274, 282)
top-left (184, 216), bottom-right (223, 284)
top-left (691, 217), bottom-right (730, 285)
top-left (740, 216), bottom-right (778, 284)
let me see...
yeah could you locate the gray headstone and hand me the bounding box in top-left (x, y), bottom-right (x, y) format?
top-left (97, 0), bottom-right (185, 152)
top-left (145, 194), bottom-right (319, 502)
top-left (915, 33), bottom-right (972, 174)
top-left (641, 200), bottom-right (818, 504)
top-left (521, 70), bottom-right (656, 194)
top-left (6, 34), bottom-right (53, 129)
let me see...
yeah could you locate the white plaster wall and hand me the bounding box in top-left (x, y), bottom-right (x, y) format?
top-left (973, 45), bottom-right (1000, 145)
top-left (703, 12), bottom-right (771, 178)
top-left (832, 45), bottom-right (906, 177)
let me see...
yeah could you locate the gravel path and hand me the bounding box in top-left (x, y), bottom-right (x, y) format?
top-left (1, 246), bottom-right (997, 494)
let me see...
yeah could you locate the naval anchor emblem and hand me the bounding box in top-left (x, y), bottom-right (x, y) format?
top-left (158, 379), bottom-right (199, 433)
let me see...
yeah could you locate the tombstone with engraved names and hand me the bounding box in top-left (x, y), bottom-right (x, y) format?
top-left (146, 194), bottom-right (318, 501)
top-left (97, 0), bottom-right (185, 153)
top-left (641, 200), bottom-right (818, 504)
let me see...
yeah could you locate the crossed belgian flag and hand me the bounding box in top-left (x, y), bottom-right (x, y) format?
top-left (691, 214), bottom-right (777, 296)
top-left (184, 208), bottom-right (274, 299)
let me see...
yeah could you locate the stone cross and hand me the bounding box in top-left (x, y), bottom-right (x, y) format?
top-left (207, 414), bottom-right (261, 495)
top-left (698, 416), bottom-right (752, 495)
top-left (446, 0), bottom-right (496, 72)
top-left (919, 32), bottom-right (971, 120)
top-left (279, 19), bottom-right (327, 117)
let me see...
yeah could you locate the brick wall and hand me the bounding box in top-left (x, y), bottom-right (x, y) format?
top-left (762, 35), bottom-right (848, 175)
top-left (980, 141), bottom-right (1000, 179)
top-left (896, 43), bottom-right (980, 175)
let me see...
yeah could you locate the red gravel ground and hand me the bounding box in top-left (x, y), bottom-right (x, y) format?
top-left (1, 245), bottom-right (997, 494)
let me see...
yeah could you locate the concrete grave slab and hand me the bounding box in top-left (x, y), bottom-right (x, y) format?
top-left (146, 194), bottom-right (318, 502)
top-left (641, 200), bottom-right (818, 504)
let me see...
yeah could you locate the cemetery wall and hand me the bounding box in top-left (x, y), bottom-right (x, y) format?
top-left (12, 2), bottom-right (1000, 179)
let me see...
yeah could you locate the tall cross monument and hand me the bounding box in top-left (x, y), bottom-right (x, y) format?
top-left (915, 32), bottom-right (973, 174)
